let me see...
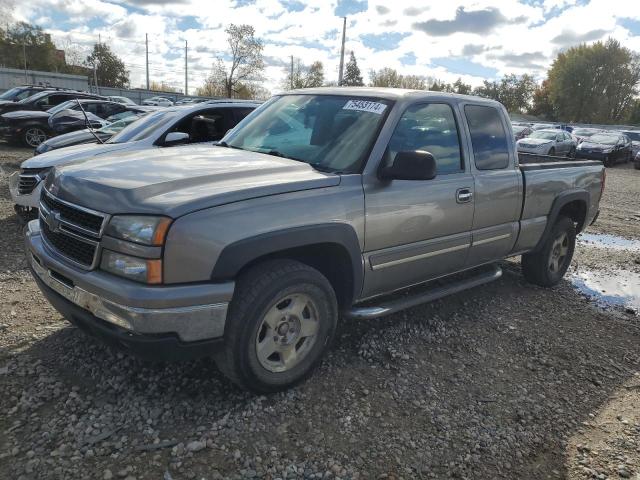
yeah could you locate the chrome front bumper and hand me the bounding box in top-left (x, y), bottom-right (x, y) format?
top-left (26, 220), bottom-right (233, 342)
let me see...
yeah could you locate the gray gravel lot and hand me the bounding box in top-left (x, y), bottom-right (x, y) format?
top-left (0, 144), bottom-right (639, 480)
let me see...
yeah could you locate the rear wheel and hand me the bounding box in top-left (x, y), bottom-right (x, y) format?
top-left (567, 147), bottom-right (576, 159)
top-left (522, 216), bottom-right (576, 287)
top-left (22, 127), bottom-right (47, 147)
top-left (215, 259), bottom-right (338, 393)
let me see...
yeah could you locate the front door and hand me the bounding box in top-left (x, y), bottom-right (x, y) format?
top-left (361, 102), bottom-right (474, 298)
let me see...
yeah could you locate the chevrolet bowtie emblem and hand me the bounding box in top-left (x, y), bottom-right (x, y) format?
top-left (47, 210), bottom-right (62, 232)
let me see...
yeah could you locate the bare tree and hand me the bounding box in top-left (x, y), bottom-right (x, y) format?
top-left (282, 59), bottom-right (324, 90)
top-left (207, 24), bottom-right (264, 98)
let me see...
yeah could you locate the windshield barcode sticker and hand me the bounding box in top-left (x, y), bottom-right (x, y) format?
top-left (343, 100), bottom-right (387, 115)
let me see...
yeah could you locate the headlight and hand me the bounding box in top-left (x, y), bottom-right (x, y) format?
top-left (105, 215), bottom-right (171, 246)
top-left (101, 250), bottom-right (162, 284)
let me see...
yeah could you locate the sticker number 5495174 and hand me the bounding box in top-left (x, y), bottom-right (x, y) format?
top-left (342, 100), bottom-right (387, 115)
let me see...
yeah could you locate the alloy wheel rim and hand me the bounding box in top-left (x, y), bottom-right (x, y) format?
top-left (255, 293), bottom-right (320, 373)
top-left (548, 232), bottom-right (569, 273)
top-left (25, 128), bottom-right (47, 147)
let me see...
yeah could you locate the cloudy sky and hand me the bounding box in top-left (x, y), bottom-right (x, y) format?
top-left (11, 0), bottom-right (640, 95)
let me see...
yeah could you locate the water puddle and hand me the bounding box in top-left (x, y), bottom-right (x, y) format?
top-left (569, 269), bottom-right (640, 314)
top-left (577, 233), bottom-right (640, 252)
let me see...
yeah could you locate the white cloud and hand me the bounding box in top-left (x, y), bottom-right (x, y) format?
top-left (14, 0), bottom-right (640, 95)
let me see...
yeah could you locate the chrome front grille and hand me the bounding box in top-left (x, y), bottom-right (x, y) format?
top-left (18, 168), bottom-right (48, 195)
top-left (39, 189), bottom-right (108, 269)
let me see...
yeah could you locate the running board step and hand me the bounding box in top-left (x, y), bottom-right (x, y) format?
top-left (344, 264), bottom-right (503, 320)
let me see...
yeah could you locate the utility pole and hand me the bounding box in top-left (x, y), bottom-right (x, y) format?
top-left (23, 43), bottom-right (27, 83)
top-left (145, 33), bottom-right (150, 90)
top-left (338, 16), bottom-right (346, 86)
top-left (93, 62), bottom-right (99, 95)
top-left (184, 40), bottom-right (188, 96)
top-left (290, 55), bottom-right (294, 89)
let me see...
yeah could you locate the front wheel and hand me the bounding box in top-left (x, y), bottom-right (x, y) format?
top-left (215, 259), bottom-right (338, 393)
top-left (567, 147), bottom-right (576, 159)
top-left (548, 147), bottom-right (556, 156)
top-left (521, 216), bottom-right (576, 287)
top-left (22, 127), bottom-right (48, 147)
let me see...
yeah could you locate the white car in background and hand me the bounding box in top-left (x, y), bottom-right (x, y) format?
top-left (142, 96), bottom-right (174, 107)
top-left (107, 95), bottom-right (138, 106)
top-left (9, 100), bottom-right (260, 218)
top-left (516, 129), bottom-right (577, 157)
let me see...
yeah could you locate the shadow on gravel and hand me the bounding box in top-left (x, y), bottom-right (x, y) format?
top-left (2, 267), bottom-right (639, 479)
top-left (0, 213), bottom-right (28, 272)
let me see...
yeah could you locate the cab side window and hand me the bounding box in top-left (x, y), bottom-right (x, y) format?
top-left (387, 103), bottom-right (463, 175)
top-left (464, 105), bottom-right (510, 170)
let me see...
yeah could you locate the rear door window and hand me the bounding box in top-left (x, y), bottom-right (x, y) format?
top-left (464, 105), bottom-right (510, 170)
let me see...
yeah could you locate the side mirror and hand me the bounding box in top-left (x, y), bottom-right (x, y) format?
top-left (380, 150), bottom-right (437, 181)
top-left (164, 131), bottom-right (190, 145)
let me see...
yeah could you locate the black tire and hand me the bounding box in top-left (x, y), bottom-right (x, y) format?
top-left (604, 155), bottom-right (612, 167)
top-left (567, 147), bottom-right (576, 159)
top-left (215, 259), bottom-right (338, 393)
top-left (548, 147), bottom-right (555, 156)
top-left (521, 216), bottom-right (576, 287)
top-left (634, 161), bottom-right (640, 170)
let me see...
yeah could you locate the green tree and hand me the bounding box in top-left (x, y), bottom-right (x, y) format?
top-left (530, 79), bottom-right (556, 119)
top-left (0, 22), bottom-right (67, 72)
top-left (451, 77), bottom-right (472, 95)
top-left (85, 42), bottom-right (129, 88)
top-left (342, 51), bottom-right (363, 86)
top-left (627, 99), bottom-right (640, 125)
top-left (544, 38), bottom-right (640, 123)
top-left (473, 74), bottom-right (536, 113)
top-left (204, 24), bottom-right (264, 98)
top-left (282, 59), bottom-right (324, 90)
top-left (369, 68), bottom-right (426, 89)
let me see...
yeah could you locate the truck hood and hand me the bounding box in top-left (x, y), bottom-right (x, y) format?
top-left (22, 141), bottom-right (135, 168)
top-left (45, 145), bottom-right (340, 217)
top-left (2, 110), bottom-right (50, 120)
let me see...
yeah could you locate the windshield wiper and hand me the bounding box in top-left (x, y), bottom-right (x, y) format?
top-left (217, 141), bottom-right (243, 150)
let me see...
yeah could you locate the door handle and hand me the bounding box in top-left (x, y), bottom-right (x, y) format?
top-left (456, 188), bottom-right (473, 203)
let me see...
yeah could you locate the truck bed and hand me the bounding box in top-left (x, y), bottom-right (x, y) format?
top-left (511, 155), bottom-right (604, 253)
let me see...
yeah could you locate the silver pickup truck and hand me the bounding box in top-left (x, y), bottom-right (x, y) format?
top-left (25, 88), bottom-right (605, 392)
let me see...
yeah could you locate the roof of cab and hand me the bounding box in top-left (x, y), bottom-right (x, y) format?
top-left (282, 86), bottom-right (502, 106)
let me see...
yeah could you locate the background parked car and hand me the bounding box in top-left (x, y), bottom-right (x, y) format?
top-left (35, 114), bottom-right (147, 155)
top-left (0, 99), bottom-right (140, 147)
top-left (0, 90), bottom-right (102, 116)
top-left (107, 95), bottom-right (137, 106)
top-left (142, 96), bottom-right (174, 107)
top-left (620, 130), bottom-right (640, 158)
top-left (571, 127), bottom-right (603, 143)
top-left (10, 100), bottom-right (260, 216)
top-left (0, 85), bottom-right (51, 105)
top-left (47, 100), bottom-right (147, 135)
top-left (634, 150), bottom-right (640, 170)
top-left (512, 124), bottom-right (532, 141)
top-left (517, 129), bottom-right (576, 157)
top-left (576, 133), bottom-right (632, 166)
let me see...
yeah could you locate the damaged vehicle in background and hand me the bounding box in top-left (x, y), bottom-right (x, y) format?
top-left (0, 85), bottom-right (51, 105)
top-left (512, 124), bottom-right (532, 141)
top-left (35, 114), bottom-right (147, 155)
top-left (47, 101), bottom-right (147, 135)
top-left (9, 100), bottom-right (260, 219)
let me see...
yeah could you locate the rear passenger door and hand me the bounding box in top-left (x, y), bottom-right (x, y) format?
top-left (463, 104), bottom-right (521, 267)
top-left (361, 102), bottom-right (475, 298)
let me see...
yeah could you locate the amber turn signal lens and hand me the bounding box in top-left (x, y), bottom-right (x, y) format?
top-left (146, 259), bottom-right (163, 284)
top-left (151, 218), bottom-right (172, 246)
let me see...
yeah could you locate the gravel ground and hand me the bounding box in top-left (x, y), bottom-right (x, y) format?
top-left (0, 144), bottom-right (639, 480)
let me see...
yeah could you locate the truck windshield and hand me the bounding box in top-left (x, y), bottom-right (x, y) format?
top-left (223, 94), bottom-right (393, 173)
